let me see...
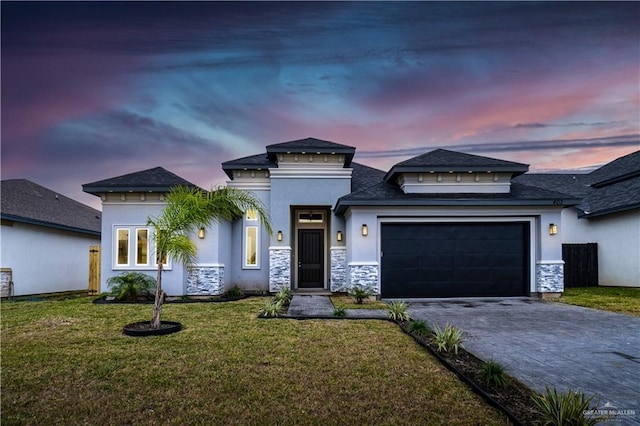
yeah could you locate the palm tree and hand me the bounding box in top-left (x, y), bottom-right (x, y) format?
top-left (147, 185), bottom-right (271, 328)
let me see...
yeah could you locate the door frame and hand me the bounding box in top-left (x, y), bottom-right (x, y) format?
top-left (292, 207), bottom-right (329, 290)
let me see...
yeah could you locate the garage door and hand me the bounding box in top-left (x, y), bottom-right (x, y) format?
top-left (381, 222), bottom-right (529, 298)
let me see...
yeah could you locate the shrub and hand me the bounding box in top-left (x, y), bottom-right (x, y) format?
top-left (333, 305), bottom-right (347, 317)
top-left (226, 285), bottom-right (245, 299)
top-left (477, 359), bottom-right (510, 388)
top-left (106, 272), bottom-right (156, 302)
top-left (386, 300), bottom-right (411, 322)
top-left (274, 287), bottom-right (292, 303)
top-left (432, 323), bottom-right (465, 354)
top-left (260, 300), bottom-right (285, 317)
top-left (532, 386), bottom-right (602, 426)
top-left (407, 319), bottom-right (430, 336)
top-left (349, 286), bottom-right (372, 304)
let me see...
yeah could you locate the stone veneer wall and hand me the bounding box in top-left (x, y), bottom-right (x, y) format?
top-left (347, 262), bottom-right (379, 295)
top-left (269, 247), bottom-right (291, 293)
top-left (186, 265), bottom-right (225, 296)
top-left (0, 269), bottom-right (12, 298)
top-left (535, 261), bottom-right (564, 293)
top-left (330, 248), bottom-right (347, 292)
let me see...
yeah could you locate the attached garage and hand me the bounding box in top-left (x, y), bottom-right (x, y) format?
top-left (381, 222), bottom-right (530, 298)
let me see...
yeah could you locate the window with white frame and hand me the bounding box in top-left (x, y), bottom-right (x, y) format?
top-left (243, 209), bottom-right (260, 269)
top-left (114, 226), bottom-right (170, 269)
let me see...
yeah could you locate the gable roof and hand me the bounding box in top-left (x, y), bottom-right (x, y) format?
top-left (350, 162), bottom-right (386, 193)
top-left (83, 167), bottom-right (199, 195)
top-left (513, 150), bottom-right (640, 218)
top-left (266, 137), bottom-right (356, 166)
top-left (1, 179), bottom-right (101, 235)
top-left (384, 149), bottom-right (529, 183)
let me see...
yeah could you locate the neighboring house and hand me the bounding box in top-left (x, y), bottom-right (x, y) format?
top-left (515, 150), bottom-right (640, 287)
top-left (84, 137), bottom-right (585, 298)
top-left (1, 179), bottom-right (101, 296)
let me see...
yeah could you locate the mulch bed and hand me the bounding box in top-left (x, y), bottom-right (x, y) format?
top-left (399, 321), bottom-right (543, 425)
top-left (93, 294), bottom-right (255, 304)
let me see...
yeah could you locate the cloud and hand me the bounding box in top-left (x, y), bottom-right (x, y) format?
top-left (356, 134), bottom-right (640, 158)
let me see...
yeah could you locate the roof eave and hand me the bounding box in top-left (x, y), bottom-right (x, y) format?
top-left (1, 213), bottom-right (101, 236)
top-left (577, 203), bottom-right (640, 219)
top-left (82, 184), bottom-right (197, 195)
top-left (335, 197), bottom-right (580, 215)
top-left (383, 166), bottom-right (529, 183)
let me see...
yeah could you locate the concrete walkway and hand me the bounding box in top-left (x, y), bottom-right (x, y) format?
top-left (408, 298), bottom-right (640, 425)
top-left (287, 295), bottom-right (387, 318)
top-left (286, 295), bottom-right (640, 425)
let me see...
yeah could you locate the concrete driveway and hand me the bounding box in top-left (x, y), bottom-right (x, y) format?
top-left (407, 298), bottom-right (640, 425)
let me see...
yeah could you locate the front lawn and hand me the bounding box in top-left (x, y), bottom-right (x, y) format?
top-left (557, 286), bottom-right (640, 317)
top-left (1, 297), bottom-right (507, 425)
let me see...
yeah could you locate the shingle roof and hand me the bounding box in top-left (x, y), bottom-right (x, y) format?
top-left (384, 149), bottom-right (529, 182)
top-left (335, 179), bottom-right (579, 215)
top-left (1, 179), bottom-right (101, 235)
top-left (83, 167), bottom-right (199, 195)
top-left (350, 162), bottom-right (386, 193)
top-left (513, 150), bottom-right (640, 218)
top-left (221, 153), bottom-right (275, 179)
top-left (266, 137), bottom-right (356, 166)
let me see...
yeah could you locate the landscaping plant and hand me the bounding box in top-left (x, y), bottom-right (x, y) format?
top-left (386, 300), bottom-right (411, 322)
top-left (147, 185), bottom-right (271, 328)
top-left (106, 272), bottom-right (156, 302)
top-left (260, 299), bottom-right (285, 317)
top-left (226, 285), bottom-right (245, 299)
top-left (406, 319), bottom-right (431, 337)
top-left (531, 386), bottom-right (602, 426)
top-left (477, 359), bottom-right (510, 388)
top-left (432, 323), bottom-right (465, 354)
top-left (332, 305), bottom-right (347, 317)
top-left (274, 287), bottom-right (292, 303)
top-left (349, 286), bottom-right (372, 304)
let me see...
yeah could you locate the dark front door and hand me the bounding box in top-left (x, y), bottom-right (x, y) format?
top-left (298, 229), bottom-right (324, 288)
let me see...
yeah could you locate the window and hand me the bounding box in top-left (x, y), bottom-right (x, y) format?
top-left (114, 226), bottom-right (170, 270)
top-left (117, 229), bottom-right (129, 265)
top-left (136, 229), bottom-right (148, 265)
top-left (244, 226), bottom-right (258, 267)
top-left (246, 209), bottom-right (258, 221)
top-left (298, 212), bottom-right (324, 223)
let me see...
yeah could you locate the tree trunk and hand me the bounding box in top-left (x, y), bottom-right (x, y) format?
top-left (151, 263), bottom-right (164, 328)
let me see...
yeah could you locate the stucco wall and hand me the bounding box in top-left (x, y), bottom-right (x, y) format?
top-left (345, 205), bottom-right (565, 294)
top-left (100, 194), bottom-right (186, 295)
top-left (1, 222), bottom-right (99, 296)
top-left (562, 208), bottom-right (640, 287)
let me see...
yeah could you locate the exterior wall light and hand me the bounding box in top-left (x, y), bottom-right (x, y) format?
top-left (198, 228), bottom-right (205, 239)
top-left (362, 224), bottom-right (368, 237)
top-left (337, 231), bottom-right (343, 242)
top-left (548, 223), bottom-right (558, 235)
top-left (277, 230), bottom-right (283, 241)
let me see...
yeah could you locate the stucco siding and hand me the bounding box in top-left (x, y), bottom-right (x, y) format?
top-left (1, 222), bottom-right (99, 296)
top-left (562, 209), bottom-right (640, 287)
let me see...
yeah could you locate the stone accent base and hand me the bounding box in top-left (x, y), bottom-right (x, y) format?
top-left (536, 261), bottom-right (564, 293)
top-left (0, 268), bottom-right (12, 298)
top-left (533, 292), bottom-right (562, 300)
top-left (269, 247), bottom-right (291, 293)
top-left (330, 248), bottom-right (347, 292)
top-left (347, 262), bottom-right (379, 295)
top-left (187, 265), bottom-right (224, 296)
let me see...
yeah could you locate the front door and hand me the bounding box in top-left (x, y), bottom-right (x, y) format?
top-left (298, 229), bottom-right (324, 288)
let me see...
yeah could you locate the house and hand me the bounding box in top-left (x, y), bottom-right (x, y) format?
top-left (1, 179), bottom-right (101, 296)
top-left (84, 137), bottom-right (589, 298)
top-left (515, 150), bottom-right (640, 287)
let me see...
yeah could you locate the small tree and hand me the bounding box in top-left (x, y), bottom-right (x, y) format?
top-left (148, 185), bottom-right (271, 328)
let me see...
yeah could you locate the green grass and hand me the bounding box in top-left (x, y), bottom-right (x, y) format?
top-left (557, 287), bottom-right (640, 317)
top-left (330, 294), bottom-right (388, 310)
top-left (1, 297), bottom-right (507, 425)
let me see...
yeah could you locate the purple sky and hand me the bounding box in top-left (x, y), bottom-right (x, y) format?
top-left (2, 1), bottom-right (639, 210)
